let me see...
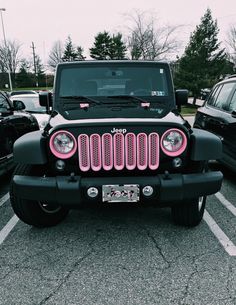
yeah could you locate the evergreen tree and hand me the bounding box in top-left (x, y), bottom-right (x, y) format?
top-left (90, 31), bottom-right (113, 60)
top-left (76, 46), bottom-right (86, 61)
top-left (62, 36), bottom-right (85, 62)
top-left (175, 8), bottom-right (233, 100)
top-left (16, 59), bottom-right (34, 88)
top-left (110, 33), bottom-right (127, 59)
top-left (90, 31), bottom-right (127, 60)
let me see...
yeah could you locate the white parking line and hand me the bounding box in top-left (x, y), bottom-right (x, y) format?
top-left (0, 215), bottom-right (19, 245)
top-left (0, 193), bottom-right (10, 207)
top-left (204, 210), bottom-right (236, 256)
top-left (215, 192), bottom-right (236, 217)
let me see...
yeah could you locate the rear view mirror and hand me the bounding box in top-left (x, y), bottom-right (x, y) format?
top-left (175, 89), bottom-right (188, 106)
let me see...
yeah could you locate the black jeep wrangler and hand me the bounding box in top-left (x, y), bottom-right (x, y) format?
top-left (10, 60), bottom-right (223, 227)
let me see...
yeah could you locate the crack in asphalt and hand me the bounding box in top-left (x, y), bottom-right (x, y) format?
top-left (38, 250), bottom-right (93, 305)
top-left (0, 263), bottom-right (42, 281)
top-left (0, 270), bottom-right (12, 281)
top-left (177, 252), bottom-right (216, 304)
top-left (177, 254), bottom-right (236, 305)
top-left (0, 230), bottom-right (101, 293)
top-left (143, 228), bottom-right (171, 269)
top-left (0, 230), bottom-right (96, 268)
top-left (36, 232), bottom-right (102, 305)
top-left (179, 269), bottom-right (198, 305)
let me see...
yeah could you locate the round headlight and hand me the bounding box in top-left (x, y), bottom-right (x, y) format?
top-left (161, 129), bottom-right (187, 156)
top-left (50, 130), bottom-right (77, 159)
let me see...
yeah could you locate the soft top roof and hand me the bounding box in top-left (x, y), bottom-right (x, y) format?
top-left (57, 60), bottom-right (170, 67)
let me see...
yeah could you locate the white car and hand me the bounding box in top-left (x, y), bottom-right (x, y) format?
top-left (10, 94), bottom-right (50, 130)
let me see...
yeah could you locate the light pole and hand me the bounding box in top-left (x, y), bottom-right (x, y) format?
top-left (0, 8), bottom-right (12, 91)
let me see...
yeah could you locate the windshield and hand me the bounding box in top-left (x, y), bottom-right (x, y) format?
top-left (58, 65), bottom-right (169, 98)
top-left (12, 96), bottom-right (46, 113)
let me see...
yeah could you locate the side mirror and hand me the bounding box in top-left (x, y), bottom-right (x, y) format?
top-left (39, 91), bottom-right (52, 107)
top-left (13, 100), bottom-right (26, 111)
top-left (175, 89), bottom-right (188, 106)
top-left (39, 91), bottom-right (53, 114)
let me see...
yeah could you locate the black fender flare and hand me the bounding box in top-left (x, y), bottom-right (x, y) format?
top-left (190, 128), bottom-right (222, 161)
top-left (13, 130), bottom-right (47, 164)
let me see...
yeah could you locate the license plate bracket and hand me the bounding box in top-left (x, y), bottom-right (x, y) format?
top-left (102, 184), bottom-right (140, 203)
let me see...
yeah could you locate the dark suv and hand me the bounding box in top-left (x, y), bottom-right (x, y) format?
top-left (10, 61), bottom-right (223, 228)
top-left (0, 91), bottom-right (39, 176)
top-left (194, 75), bottom-right (236, 172)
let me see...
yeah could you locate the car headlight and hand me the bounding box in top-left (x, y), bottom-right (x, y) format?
top-left (49, 130), bottom-right (77, 158)
top-left (161, 129), bottom-right (187, 156)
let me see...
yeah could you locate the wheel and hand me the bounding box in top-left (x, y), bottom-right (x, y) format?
top-left (10, 164), bottom-right (69, 227)
top-left (171, 196), bottom-right (206, 227)
top-left (171, 162), bottom-right (208, 227)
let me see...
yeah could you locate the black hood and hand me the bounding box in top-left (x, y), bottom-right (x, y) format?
top-left (48, 110), bottom-right (187, 131)
top-left (58, 98), bottom-right (173, 121)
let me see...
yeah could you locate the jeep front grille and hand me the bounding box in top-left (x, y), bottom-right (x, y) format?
top-left (78, 132), bottom-right (159, 172)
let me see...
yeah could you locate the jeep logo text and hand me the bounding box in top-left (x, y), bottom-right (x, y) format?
top-left (111, 128), bottom-right (127, 134)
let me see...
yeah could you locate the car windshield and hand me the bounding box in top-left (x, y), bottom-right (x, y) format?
top-left (58, 65), bottom-right (169, 99)
top-left (12, 96), bottom-right (46, 113)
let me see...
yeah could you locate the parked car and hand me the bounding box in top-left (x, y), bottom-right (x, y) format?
top-left (194, 75), bottom-right (236, 172)
top-left (0, 91), bottom-right (39, 176)
top-left (9, 90), bottom-right (38, 97)
top-left (10, 60), bottom-right (222, 228)
top-left (10, 94), bottom-right (50, 130)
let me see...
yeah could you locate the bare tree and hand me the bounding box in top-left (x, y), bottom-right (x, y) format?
top-left (126, 11), bottom-right (181, 60)
top-left (48, 40), bottom-right (63, 70)
top-left (226, 25), bottom-right (236, 68)
top-left (0, 40), bottom-right (21, 76)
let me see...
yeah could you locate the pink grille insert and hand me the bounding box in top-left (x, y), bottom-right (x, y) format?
top-left (78, 134), bottom-right (90, 171)
top-left (125, 133), bottom-right (136, 170)
top-left (114, 133), bottom-right (125, 170)
top-left (102, 133), bottom-right (113, 170)
top-left (137, 133), bottom-right (148, 170)
top-left (78, 132), bottom-right (159, 172)
top-left (149, 133), bottom-right (160, 170)
top-left (90, 134), bottom-right (102, 171)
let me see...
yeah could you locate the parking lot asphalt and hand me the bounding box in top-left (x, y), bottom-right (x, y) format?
top-left (0, 163), bottom-right (236, 305)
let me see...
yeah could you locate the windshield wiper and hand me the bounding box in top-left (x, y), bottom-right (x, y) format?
top-left (60, 95), bottom-right (102, 105)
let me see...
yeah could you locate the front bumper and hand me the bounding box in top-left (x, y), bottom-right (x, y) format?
top-left (12, 171), bottom-right (223, 206)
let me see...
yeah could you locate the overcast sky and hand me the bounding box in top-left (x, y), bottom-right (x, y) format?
top-left (0, 0), bottom-right (236, 65)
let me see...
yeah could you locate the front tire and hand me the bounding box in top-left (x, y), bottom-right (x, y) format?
top-left (172, 161), bottom-right (208, 227)
top-left (10, 164), bottom-right (69, 227)
top-left (171, 196), bottom-right (206, 227)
